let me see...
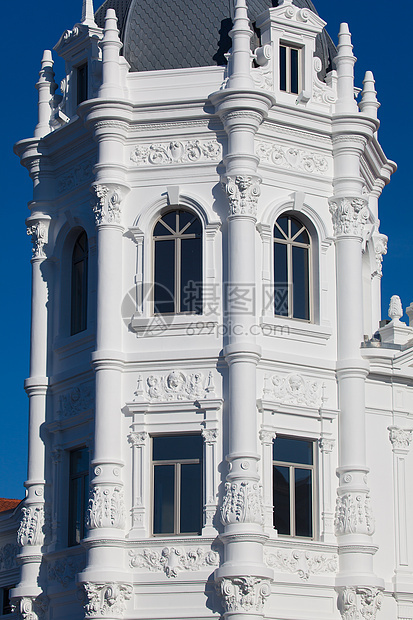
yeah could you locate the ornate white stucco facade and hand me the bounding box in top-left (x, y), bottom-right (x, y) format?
top-left (5, 0), bottom-right (413, 619)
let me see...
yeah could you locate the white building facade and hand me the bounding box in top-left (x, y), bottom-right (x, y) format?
top-left (9, 0), bottom-right (413, 619)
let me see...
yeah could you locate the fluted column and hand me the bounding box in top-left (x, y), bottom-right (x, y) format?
top-left (210, 1), bottom-right (274, 618)
top-left (330, 22), bottom-right (382, 620)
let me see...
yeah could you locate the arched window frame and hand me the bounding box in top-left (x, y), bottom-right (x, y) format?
top-left (152, 208), bottom-right (203, 315)
top-left (273, 213), bottom-right (312, 322)
top-left (70, 230), bottom-right (88, 335)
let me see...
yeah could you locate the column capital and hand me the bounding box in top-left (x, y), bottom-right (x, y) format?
top-left (80, 582), bottom-right (132, 619)
top-left (225, 175), bottom-right (261, 218)
top-left (216, 576), bottom-right (271, 615)
top-left (336, 586), bottom-right (382, 620)
top-left (388, 426), bottom-right (413, 455)
top-left (91, 183), bottom-right (126, 227)
top-left (26, 214), bottom-right (51, 260)
top-left (328, 196), bottom-right (370, 238)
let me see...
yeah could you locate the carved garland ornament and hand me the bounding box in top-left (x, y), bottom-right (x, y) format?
top-left (17, 505), bottom-right (44, 547)
top-left (329, 197), bottom-right (370, 237)
top-left (129, 547), bottom-right (219, 578)
top-left (263, 373), bottom-right (324, 408)
top-left (130, 139), bottom-right (221, 166)
top-left (27, 222), bottom-right (47, 259)
top-left (337, 586), bottom-right (382, 620)
top-left (86, 486), bottom-right (125, 529)
top-left (217, 577), bottom-right (271, 613)
top-left (221, 480), bottom-right (264, 525)
top-left (91, 185), bottom-right (122, 226)
top-left (334, 492), bottom-right (375, 536)
top-left (256, 142), bottom-right (329, 175)
top-left (225, 176), bottom-right (261, 217)
top-left (82, 582), bottom-right (132, 619)
top-left (143, 370), bottom-right (215, 401)
top-left (264, 549), bottom-right (337, 580)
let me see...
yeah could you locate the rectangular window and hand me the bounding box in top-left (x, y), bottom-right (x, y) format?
top-left (279, 45), bottom-right (301, 94)
top-left (152, 435), bottom-right (203, 535)
top-left (273, 436), bottom-right (314, 538)
top-left (0, 586), bottom-right (15, 615)
top-left (68, 447), bottom-right (89, 546)
top-left (77, 63), bottom-right (88, 105)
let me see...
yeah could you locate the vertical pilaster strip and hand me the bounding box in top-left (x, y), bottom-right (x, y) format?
top-left (319, 437), bottom-right (335, 542)
top-left (259, 430), bottom-right (276, 533)
top-left (128, 430), bottom-right (147, 536)
top-left (202, 429), bottom-right (219, 535)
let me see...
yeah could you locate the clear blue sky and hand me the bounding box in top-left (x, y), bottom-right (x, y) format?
top-left (1, 1), bottom-right (412, 499)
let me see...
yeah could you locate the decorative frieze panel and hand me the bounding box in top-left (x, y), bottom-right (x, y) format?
top-left (329, 197), bottom-right (370, 237)
top-left (225, 176), bottom-right (261, 217)
top-left (217, 577), bottom-right (271, 613)
top-left (334, 492), bottom-right (375, 536)
top-left (86, 486), bottom-right (125, 529)
top-left (140, 370), bottom-right (215, 402)
top-left (263, 373), bottom-right (324, 408)
top-left (57, 383), bottom-right (94, 418)
top-left (256, 141), bottom-right (329, 175)
top-left (337, 586), bottom-right (382, 620)
top-left (264, 549), bottom-right (337, 580)
top-left (81, 582), bottom-right (132, 619)
top-left (221, 480), bottom-right (264, 525)
top-left (130, 139), bottom-right (221, 166)
top-left (17, 505), bottom-right (45, 547)
top-left (91, 184), bottom-right (123, 226)
top-left (48, 555), bottom-right (86, 588)
top-left (57, 157), bottom-right (95, 194)
top-left (0, 543), bottom-right (19, 571)
top-left (129, 546), bottom-right (219, 578)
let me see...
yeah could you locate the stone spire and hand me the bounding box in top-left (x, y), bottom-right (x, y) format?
top-left (360, 71), bottom-right (380, 121)
top-left (335, 22), bottom-right (358, 114)
top-left (226, 0), bottom-right (254, 90)
top-left (81, 0), bottom-right (97, 27)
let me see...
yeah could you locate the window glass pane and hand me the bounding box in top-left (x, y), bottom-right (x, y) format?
top-left (275, 216), bottom-right (288, 238)
top-left (153, 435), bottom-right (203, 462)
top-left (274, 242), bottom-right (288, 316)
top-left (273, 465), bottom-right (290, 535)
top-left (2, 587), bottom-right (14, 615)
top-left (181, 237), bottom-right (202, 313)
top-left (70, 447), bottom-right (89, 474)
top-left (71, 233), bottom-right (88, 335)
top-left (154, 219), bottom-right (174, 236)
top-left (292, 245), bottom-right (309, 320)
top-left (77, 63), bottom-right (88, 105)
top-left (153, 464), bottom-right (175, 534)
top-left (180, 463), bottom-right (202, 533)
top-left (184, 216), bottom-right (202, 235)
top-left (178, 211), bottom-right (196, 232)
top-left (290, 217), bottom-right (303, 239)
top-left (273, 437), bottom-right (313, 465)
top-left (279, 45), bottom-right (287, 92)
top-left (290, 48), bottom-right (299, 94)
top-left (295, 468), bottom-right (312, 537)
top-left (154, 239), bottom-right (175, 313)
top-left (69, 477), bottom-right (82, 545)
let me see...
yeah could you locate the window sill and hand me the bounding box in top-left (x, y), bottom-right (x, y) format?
top-left (54, 328), bottom-right (95, 357)
top-left (130, 314), bottom-right (218, 338)
top-left (259, 316), bottom-right (332, 345)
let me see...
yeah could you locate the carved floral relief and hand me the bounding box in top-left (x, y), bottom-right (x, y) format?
top-left (257, 141), bottom-right (329, 175)
top-left (221, 480), bottom-right (264, 525)
top-left (329, 197), bottom-right (370, 237)
top-left (217, 577), bottom-right (271, 613)
top-left (0, 543), bottom-right (19, 571)
top-left (17, 505), bottom-right (45, 547)
top-left (263, 373), bottom-right (323, 408)
top-left (264, 549), bottom-right (337, 580)
top-left (81, 582), bottom-right (132, 618)
top-left (129, 546), bottom-right (219, 578)
top-left (86, 486), bottom-right (125, 529)
top-left (337, 586), bottom-right (382, 620)
top-left (225, 176), bottom-right (260, 217)
top-left (130, 139), bottom-right (221, 166)
top-left (48, 555), bottom-right (86, 587)
top-left (137, 370), bottom-right (215, 402)
top-left (57, 383), bottom-right (94, 418)
top-left (334, 492), bottom-right (375, 536)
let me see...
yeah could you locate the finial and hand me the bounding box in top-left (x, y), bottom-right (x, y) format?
top-left (335, 22), bottom-right (358, 114)
top-left (81, 0), bottom-right (97, 27)
top-left (359, 71), bottom-right (380, 121)
top-left (34, 50), bottom-right (57, 138)
top-left (226, 0), bottom-right (254, 90)
top-left (99, 9), bottom-right (123, 98)
top-left (388, 295), bottom-right (403, 323)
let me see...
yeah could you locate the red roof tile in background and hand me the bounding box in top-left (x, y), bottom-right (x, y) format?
top-left (0, 498), bottom-right (21, 512)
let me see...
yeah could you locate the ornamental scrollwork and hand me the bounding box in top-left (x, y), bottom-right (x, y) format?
top-left (11, 595), bottom-right (49, 620)
top-left (329, 197), bottom-right (370, 237)
top-left (57, 157), bottom-right (95, 194)
top-left (128, 431), bottom-right (147, 447)
top-left (143, 370), bottom-right (215, 401)
top-left (225, 176), bottom-right (261, 217)
top-left (264, 549), bottom-right (337, 580)
top-left (130, 139), bottom-right (221, 166)
top-left (371, 232), bottom-right (387, 277)
top-left (17, 505), bottom-right (45, 547)
top-left (263, 373), bottom-right (323, 408)
top-left (337, 586), bottom-right (382, 620)
top-left (256, 142), bottom-right (329, 175)
top-left (48, 555), bottom-right (86, 588)
top-left (202, 428), bottom-right (219, 444)
top-left (86, 486), bottom-right (125, 529)
top-left (81, 582), bottom-right (132, 618)
top-left (388, 426), bottom-right (413, 453)
top-left (27, 222), bottom-right (47, 259)
top-left (129, 546), bottom-right (220, 578)
top-left (57, 383), bottom-right (94, 418)
top-left (334, 492), bottom-right (375, 536)
top-left (91, 184), bottom-right (122, 226)
top-left (221, 480), bottom-right (264, 525)
top-left (217, 577), bottom-right (271, 613)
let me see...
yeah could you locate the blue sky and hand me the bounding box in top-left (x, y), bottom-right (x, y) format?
top-left (1, 0), bottom-right (412, 499)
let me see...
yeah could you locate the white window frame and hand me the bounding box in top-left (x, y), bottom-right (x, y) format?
top-left (279, 43), bottom-right (302, 95)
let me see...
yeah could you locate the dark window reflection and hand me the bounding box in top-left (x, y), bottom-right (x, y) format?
top-left (71, 231), bottom-right (88, 335)
top-left (68, 447), bottom-right (89, 546)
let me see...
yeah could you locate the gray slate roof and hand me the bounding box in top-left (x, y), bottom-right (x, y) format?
top-left (95, 0), bottom-right (336, 78)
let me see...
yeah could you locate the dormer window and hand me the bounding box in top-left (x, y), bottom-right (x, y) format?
top-left (77, 63), bottom-right (88, 105)
top-left (279, 44), bottom-right (301, 94)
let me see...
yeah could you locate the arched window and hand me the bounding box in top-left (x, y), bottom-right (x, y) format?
top-left (153, 210), bottom-right (202, 314)
top-left (71, 231), bottom-right (88, 335)
top-left (274, 214), bottom-right (310, 321)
